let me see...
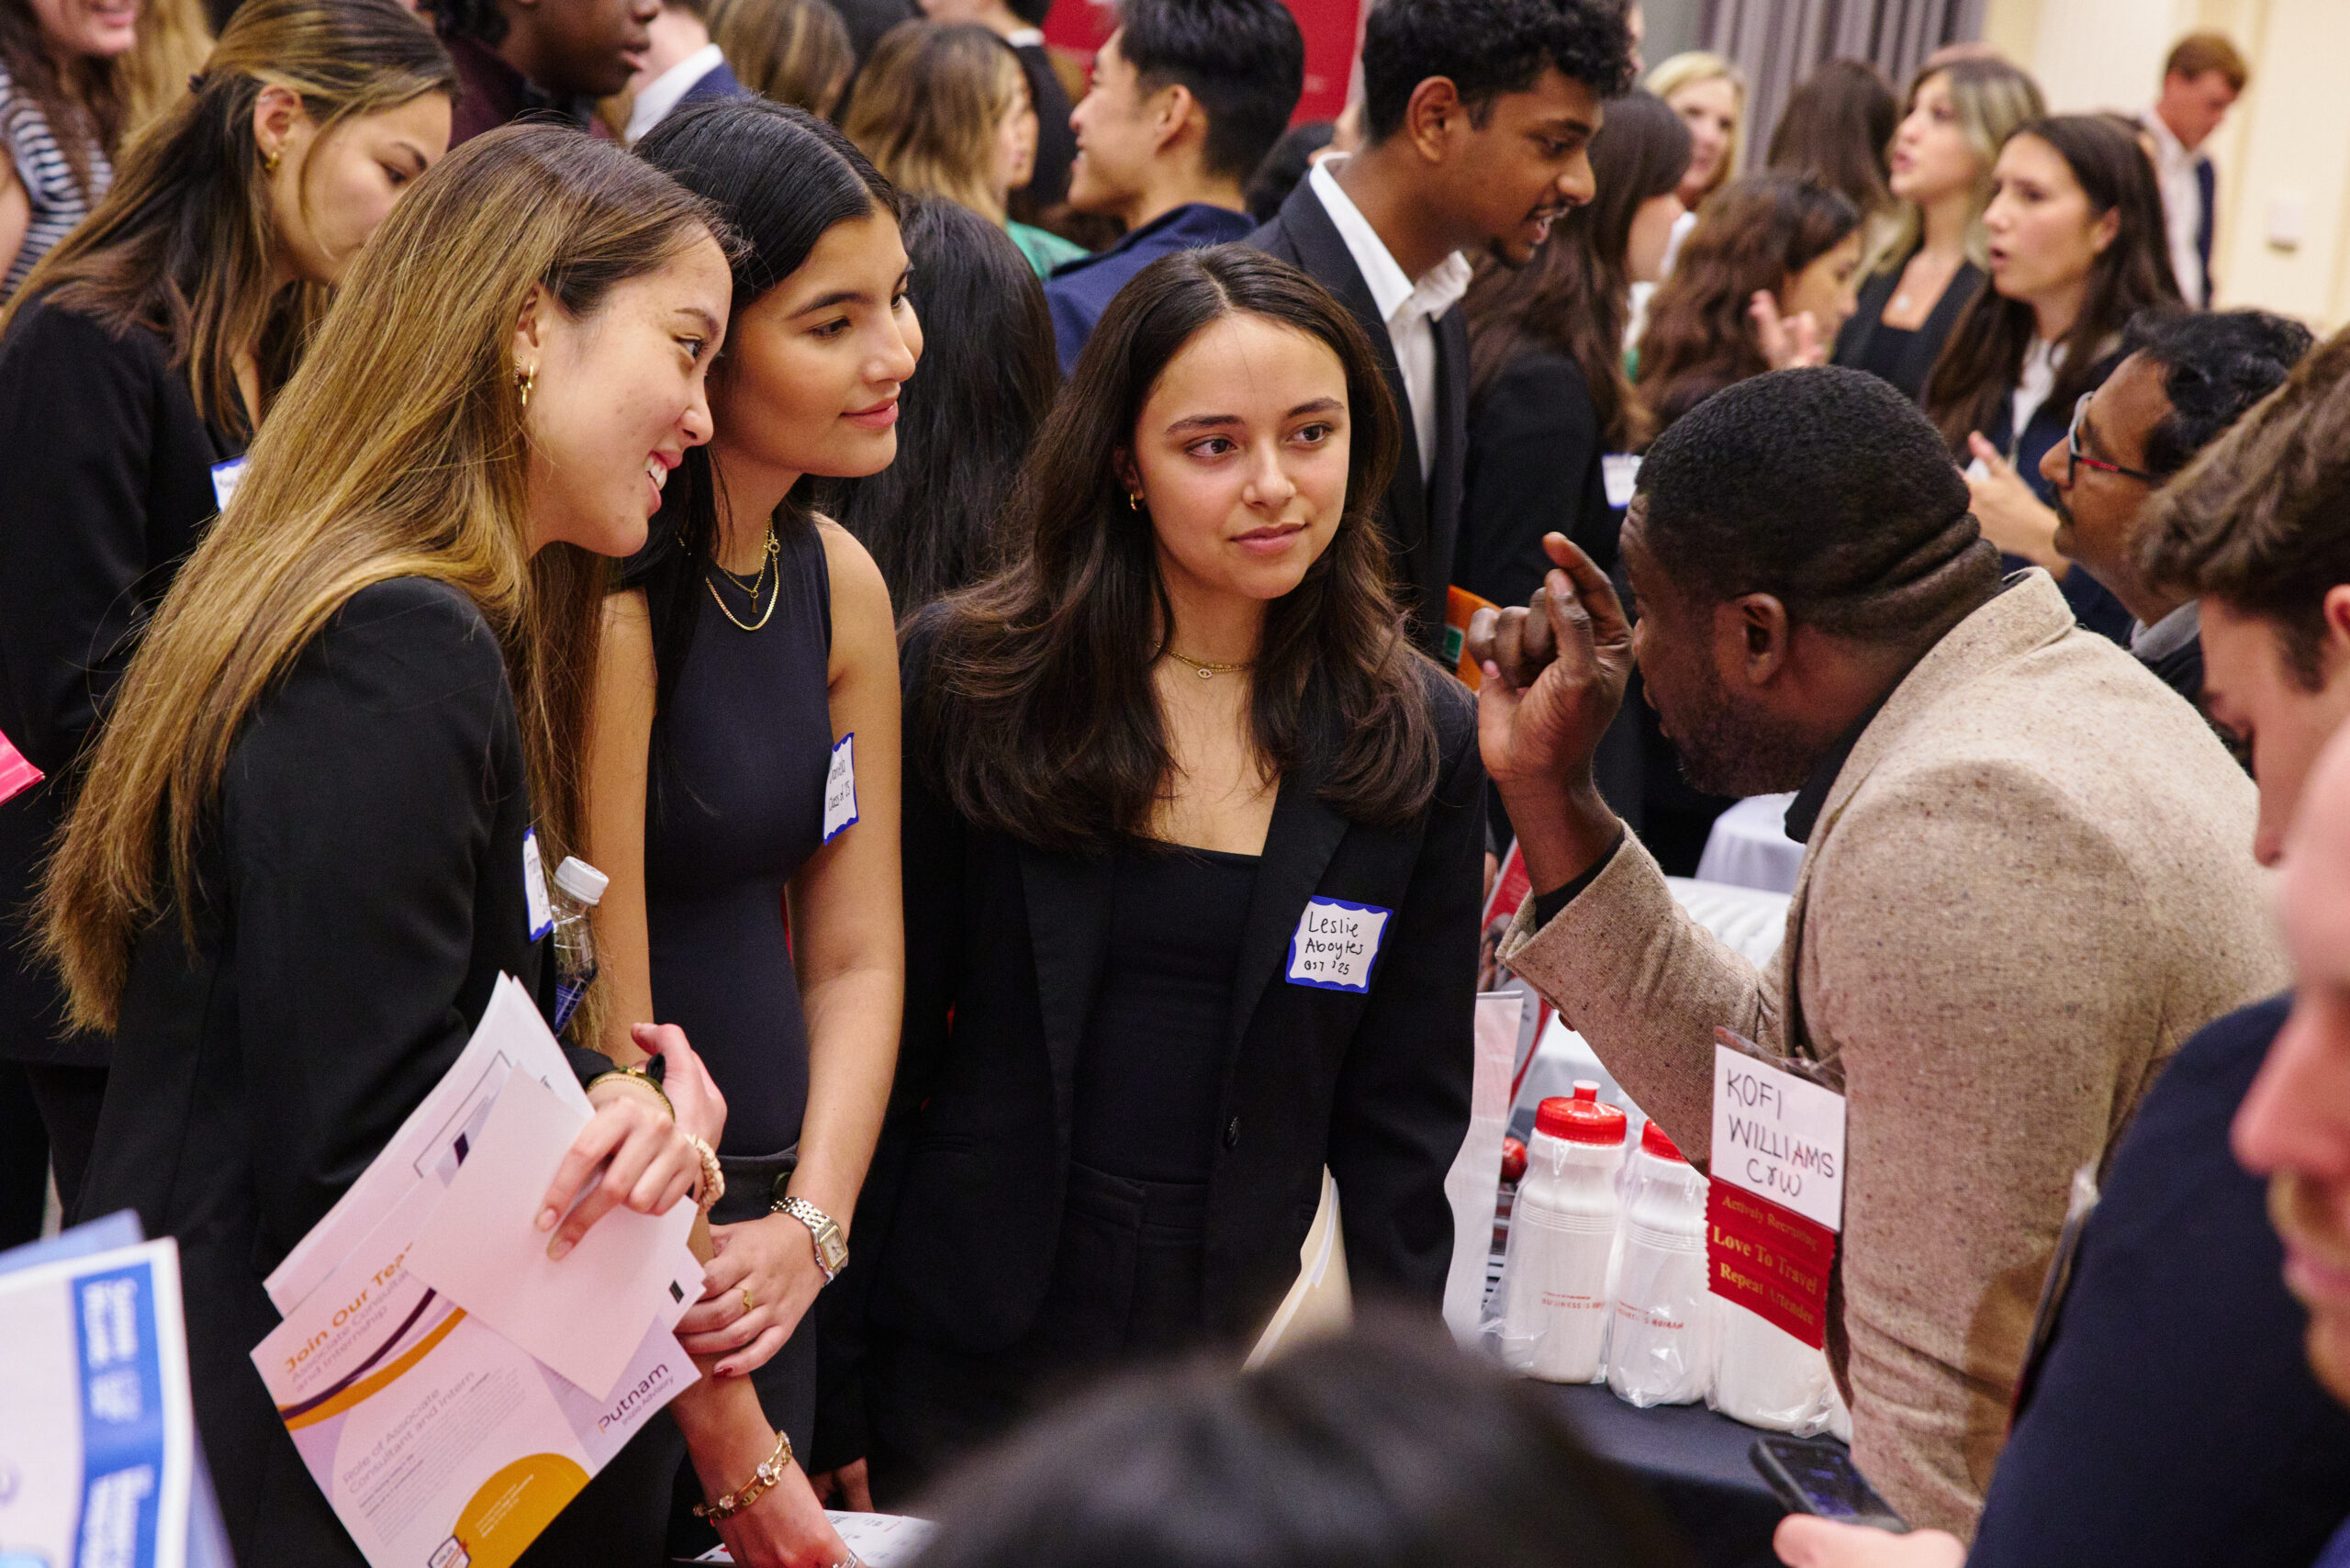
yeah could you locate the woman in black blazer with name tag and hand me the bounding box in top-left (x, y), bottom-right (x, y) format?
top-left (821, 244), bottom-right (1483, 1502)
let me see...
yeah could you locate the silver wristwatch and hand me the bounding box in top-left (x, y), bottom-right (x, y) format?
top-left (774, 1194), bottom-right (848, 1282)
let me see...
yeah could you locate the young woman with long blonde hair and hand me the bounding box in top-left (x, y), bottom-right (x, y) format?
top-left (40, 125), bottom-right (851, 1568)
top-left (0, 0), bottom-right (451, 1232)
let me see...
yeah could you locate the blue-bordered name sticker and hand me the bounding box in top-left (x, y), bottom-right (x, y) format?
top-left (1285, 897), bottom-right (1393, 993)
top-left (522, 827), bottom-right (553, 942)
top-left (822, 733), bottom-right (858, 846)
top-left (209, 455), bottom-right (249, 511)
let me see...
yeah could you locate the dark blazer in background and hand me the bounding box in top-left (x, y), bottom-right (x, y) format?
top-left (2138, 633), bottom-right (2204, 711)
top-left (76, 578), bottom-right (660, 1568)
top-left (0, 298), bottom-right (241, 1071)
top-left (1250, 181), bottom-right (1467, 659)
top-left (1832, 254), bottom-right (1985, 405)
top-left (1459, 347), bottom-right (1619, 610)
top-left (1044, 202), bottom-right (1255, 375)
top-left (1980, 348), bottom-right (2134, 645)
top-left (821, 618), bottom-right (1484, 1470)
top-left (1971, 994), bottom-right (2350, 1568)
top-left (677, 55), bottom-right (749, 108)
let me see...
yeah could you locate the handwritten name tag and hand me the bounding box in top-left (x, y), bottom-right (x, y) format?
top-left (1709, 1040), bottom-right (1846, 1233)
top-left (1285, 897), bottom-right (1393, 994)
top-left (209, 456), bottom-right (249, 511)
top-left (522, 827), bottom-right (553, 942)
top-left (822, 733), bottom-right (858, 845)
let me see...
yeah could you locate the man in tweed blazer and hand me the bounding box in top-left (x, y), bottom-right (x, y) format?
top-left (1468, 369), bottom-right (2285, 1539)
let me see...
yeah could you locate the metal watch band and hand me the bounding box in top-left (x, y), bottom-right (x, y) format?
top-left (775, 1194), bottom-right (847, 1282)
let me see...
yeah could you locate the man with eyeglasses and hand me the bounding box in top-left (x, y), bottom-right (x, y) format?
top-left (2037, 308), bottom-right (2311, 708)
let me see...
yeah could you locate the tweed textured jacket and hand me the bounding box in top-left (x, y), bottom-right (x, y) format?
top-left (1499, 570), bottom-right (2285, 1539)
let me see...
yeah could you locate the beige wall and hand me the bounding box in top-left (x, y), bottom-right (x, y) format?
top-left (1983, 0), bottom-right (2350, 330)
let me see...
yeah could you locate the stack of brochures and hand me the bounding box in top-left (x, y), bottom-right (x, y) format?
top-left (250, 974), bottom-right (707, 1568)
top-left (0, 1210), bottom-right (232, 1568)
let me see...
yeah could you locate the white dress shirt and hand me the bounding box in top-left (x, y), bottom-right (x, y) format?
top-left (2131, 598), bottom-right (2201, 664)
top-left (2141, 108), bottom-right (2210, 308)
top-left (625, 42), bottom-right (724, 146)
top-left (1307, 157), bottom-right (1473, 482)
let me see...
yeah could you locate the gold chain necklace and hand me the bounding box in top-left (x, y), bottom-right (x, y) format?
top-left (705, 527), bottom-right (780, 633)
top-left (1163, 646), bottom-right (1252, 681)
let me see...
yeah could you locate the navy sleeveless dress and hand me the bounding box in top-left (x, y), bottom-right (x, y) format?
top-left (642, 517), bottom-right (834, 1540)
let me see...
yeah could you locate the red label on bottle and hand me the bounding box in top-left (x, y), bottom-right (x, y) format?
top-left (1706, 1179), bottom-right (1835, 1350)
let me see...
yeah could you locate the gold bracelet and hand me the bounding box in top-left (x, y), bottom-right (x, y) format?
top-left (687, 1134), bottom-right (724, 1217)
top-left (587, 1068), bottom-right (675, 1123)
top-left (692, 1428), bottom-right (793, 1521)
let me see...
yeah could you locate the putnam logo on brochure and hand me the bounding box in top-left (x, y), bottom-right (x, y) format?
top-left (599, 1361), bottom-right (676, 1433)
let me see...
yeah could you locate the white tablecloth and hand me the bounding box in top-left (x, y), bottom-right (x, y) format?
top-left (1694, 792), bottom-right (1803, 894)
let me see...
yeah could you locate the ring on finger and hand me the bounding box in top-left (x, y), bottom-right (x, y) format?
top-left (743, 1285), bottom-right (755, 1314)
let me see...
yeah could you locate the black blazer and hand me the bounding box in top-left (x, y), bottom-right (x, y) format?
top-left (1831, 254), bottom-right (1985, 405)
top-left (1460, 348), bottom-right (1619, 611)
top-left (1250, 182), bottom-right (1468, 659)
top-left (75, 579), bottom-right (599, 1568)
top-left (857, 621), bottom-right (1483, 1356)
top-left (1971, 995), bottom-right (2350, 1568)
top-left (0, 297), bottom-right (242, 1068)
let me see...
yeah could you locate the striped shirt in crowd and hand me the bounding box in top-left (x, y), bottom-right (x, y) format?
top-left (2, 62), bottom-right (111, 302)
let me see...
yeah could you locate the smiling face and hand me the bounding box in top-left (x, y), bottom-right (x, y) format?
top-left (263, 92), bottom-right (453, 287)
top-left (1780, 229), bottom-right (1862, 341)
top-left (1452, 66), bottom-right (1603, 268)
top-left (1983, 132), bottom-right (2115, 310)
top-left (28, 0), bottom-right (135, 59)
top-left (2235, 728), bottom-right (2350, 1407)
top-left (520, 236), bottom-right (731, 558)
top-left (710, 212), bottom-right (922, 493)
top-left (1666, 74), bottom-right (1737, 204)
top-left (1067, 29), bottom-right (1156, 218)
top-left (1125, 312), bottom-right (1353, 609)
top-left (1887, 71), bottom-right (1979, 207)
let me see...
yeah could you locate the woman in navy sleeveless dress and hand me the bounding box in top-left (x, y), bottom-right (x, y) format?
top-left (591, 99), bottom-right (912, 1547)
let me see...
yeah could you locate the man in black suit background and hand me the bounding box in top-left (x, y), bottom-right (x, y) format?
top-left (1248, 0), bottom-right (1632, 658)
top-left (2034, 306), bottom-right (2310, 711)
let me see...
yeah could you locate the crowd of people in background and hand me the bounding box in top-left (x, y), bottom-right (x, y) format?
top-left (1, 0), bottom-right (2344, 1562)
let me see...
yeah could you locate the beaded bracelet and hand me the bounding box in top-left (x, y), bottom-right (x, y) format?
top-left (693, 1429), bottom-right (793, 1522)
top-left (686, 1134), bottom-right (724, 1217)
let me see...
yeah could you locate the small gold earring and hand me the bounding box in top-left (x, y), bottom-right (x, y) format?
top-left (517, 364), bottom-right (537, 412)
top-left (1126, 491), bottom-right (1142, 511)
top-left (262, 146), bottom-right (281, 174)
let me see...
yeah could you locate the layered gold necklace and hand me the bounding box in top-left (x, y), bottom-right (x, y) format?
top-left (705, 525), bottom-right (780, 632)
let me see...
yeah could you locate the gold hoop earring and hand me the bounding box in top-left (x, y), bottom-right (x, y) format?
top-left (517, 365), bottom-right (537, 412)
top-left (1126, 491), bottom-right (1143, 511)
top-left (262, 147), bottom-right (281, 174)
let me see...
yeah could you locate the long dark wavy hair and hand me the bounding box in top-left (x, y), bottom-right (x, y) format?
top-left (817, 196), bottom-right (1058, 612)
top-left (1924, 114), bottom-right (2181, 454)
top-left (917, 243), bottom-right (1437, 853)
top-left (1464, 87), bottom-right (1688, 450)
top-left (631, 96), bottom-right (900, 717)
top-left (1634, 171), bottom-right (1858, 436)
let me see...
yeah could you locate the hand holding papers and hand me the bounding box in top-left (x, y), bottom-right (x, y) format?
top-left (251, 975), bottom-right (709, 1568)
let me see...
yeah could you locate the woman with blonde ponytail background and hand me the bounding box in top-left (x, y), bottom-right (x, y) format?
top-left (38, 124), bottom-right (854, 1567)
top-left (0, 0), bottom-right (450, 1244)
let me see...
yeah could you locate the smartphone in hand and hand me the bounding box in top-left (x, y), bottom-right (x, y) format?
top-left (1751, 1438), bottom-right (1911, 1534)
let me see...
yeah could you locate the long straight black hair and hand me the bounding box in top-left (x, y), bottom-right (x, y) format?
top-left (917, 244), bottom-right (1436, 854)
top-left (815, 196), bottom-right (1058, 613)
top-left (1924, 114), bottom-right (2181, 453)
top-left (630, 96), bottom-right (901, 716)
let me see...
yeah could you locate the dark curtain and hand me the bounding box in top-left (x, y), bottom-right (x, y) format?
top-left (1703, 0), bottom-right (1990, 175)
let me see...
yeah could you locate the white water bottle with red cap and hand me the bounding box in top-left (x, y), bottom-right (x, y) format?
top-left (1606, 1118), bottom-right (1712, 1406)
top-left (1498, 1081), bottom-right (1626, 1382)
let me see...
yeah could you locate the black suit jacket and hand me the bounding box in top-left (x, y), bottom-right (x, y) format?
top-left (1250, 181), bottom-right (1468, 658)
top-left (0, 298), bottom-right (241, 1068)
top-left (1971, 995), bottom-right (2350, 1568)
top-left (1831, 255), bottom-right (1985, 405)
top-left (1460, 348), bottom-right (1619, 611)
top-left (853, 619), bottom-right (1482, 1364)
top-left (75, 579), bottom-right (591, 1568)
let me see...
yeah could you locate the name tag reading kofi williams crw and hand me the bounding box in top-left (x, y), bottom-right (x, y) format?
top-left (1601, 454), bottom-right (1641, 510)
top-left (209, 455), bottom-right (249, 510)
top-left (822, 733), bottom-right (858, 846)
top-left (1285, 897), bottom-right (1393, 994)
top-left (521, 827), bottom-right (553, 942)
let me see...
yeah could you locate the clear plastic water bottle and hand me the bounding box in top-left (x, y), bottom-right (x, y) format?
top-left (1606, 1118), bottom-right (1711, 1406)
top-left (1499, 1081), bottom-right (1626, 1382)
top-left (548, 855), bottom-right (609, 1034)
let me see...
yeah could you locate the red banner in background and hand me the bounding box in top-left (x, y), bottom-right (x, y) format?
top-left (1042, 0), bottom-right (1361, 125)
top-left (1707, 1180), bottom-right (1835, 1350)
